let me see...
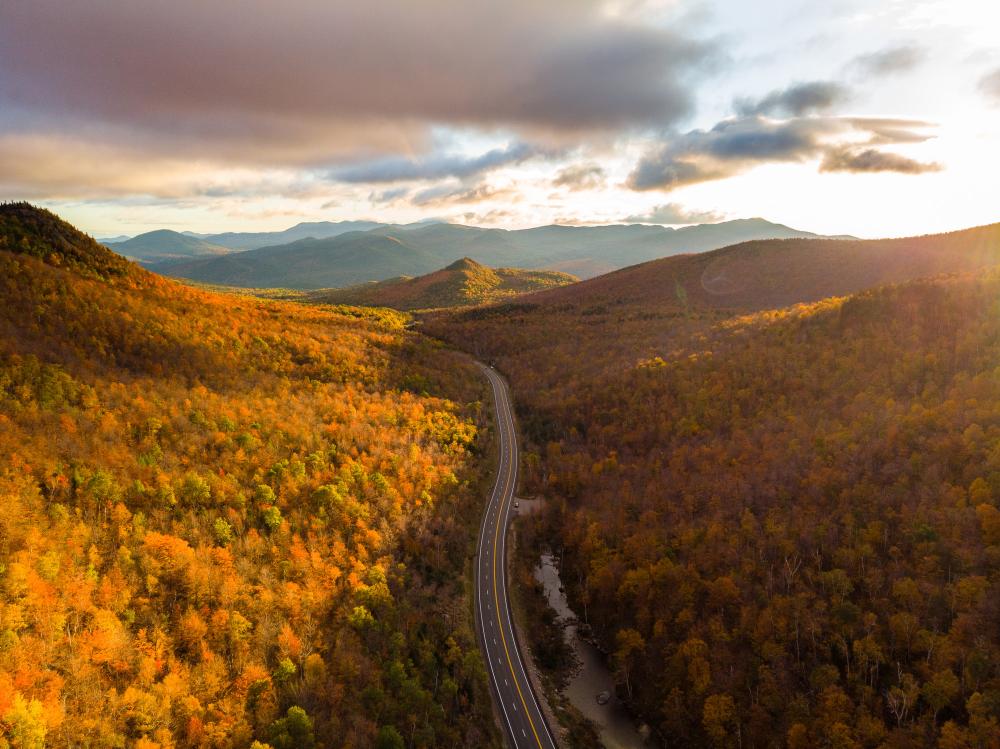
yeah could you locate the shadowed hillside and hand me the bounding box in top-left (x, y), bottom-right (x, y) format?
top-left (309, 257), bottom-right (577, 310)
top-left (106, 229), bottom-right (236, 264)
top-left (0, 205), bottom-right (500, 748)
top-left (424, 220), bottom-right (1000, 748)
top-left (1, 202), bottom-right (134, 280)
top-left (527, 221), bottom-right (1000, 313)
top-left (425, 221), bottom-right (1000, 390)
top-left (152, 231), bottom-right (444, 289)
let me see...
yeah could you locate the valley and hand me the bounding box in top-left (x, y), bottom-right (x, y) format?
top-left (5, 202), bottom-right (1000, 748)
top-left (424, 223), bottom-right (1000, 748)
top-left (6, 3), bottom-right (999, 747)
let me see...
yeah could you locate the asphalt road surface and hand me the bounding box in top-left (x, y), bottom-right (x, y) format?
top-left (476, 364), bottom-right (558, 749)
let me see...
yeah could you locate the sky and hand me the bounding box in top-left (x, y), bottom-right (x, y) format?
top-left (1, 0), bottom-right (999, 238)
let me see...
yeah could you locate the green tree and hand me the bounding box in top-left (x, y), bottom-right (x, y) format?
top-left (254, 484), bottom-right (276, 506)
top-left (213, 517), bottom-right (233, 546)
top-left (261, 506), bottom-right (283, 532)
top-left (376, 725), bottom-right (405, 749)
top-left (273, 657), bottom-right (297, 684)
top-left (178, 472), bottom-right (211, 506)
top-left (268, 706), bottom-right (315, 749)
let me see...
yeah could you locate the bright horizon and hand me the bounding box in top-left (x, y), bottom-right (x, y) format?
top-left (3, 1), bottom-right (1000, 239)
top-left (83, 215), bottom-right (996, 245)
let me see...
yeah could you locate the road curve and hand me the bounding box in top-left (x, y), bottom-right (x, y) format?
top-left (476, 364), bottom-right (558, 749)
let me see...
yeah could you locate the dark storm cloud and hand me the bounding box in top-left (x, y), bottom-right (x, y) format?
top-left (0, 0), bottom-right (717, 167)
top-left (820, 147), bottom-right (940, 174)
top-left (735, 81), bottom-right (848, 117)
top-left (979, 68), bottom-right (1000, 103)
top-left (623, 203), bottom-right (723, 224)
top-left (849, 44), bottom-right (926, 77)
top-left (628, 115), bottom-right (938, 191)
top-left (332, 143), bottom-right (547, 183)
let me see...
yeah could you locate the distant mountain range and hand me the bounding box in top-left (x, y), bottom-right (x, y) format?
top-left (105, 230), bottom-right (235, 264)
top-left (119, 219), bottom-right (446, 250)
top-left (200, 220), bottom-right (390, 250)
top-left (308, 257), bottom-right (577, 310)
top-left (130, 217), bottom-right (846, 289)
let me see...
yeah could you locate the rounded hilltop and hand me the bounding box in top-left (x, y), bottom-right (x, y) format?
top-left (0, 202), bottom-right (135, 280)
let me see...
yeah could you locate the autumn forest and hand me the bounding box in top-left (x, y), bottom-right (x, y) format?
top-left (425, 235), bottom-right (1000, 748)
top-left (0, 204), bottom-right (501, 748)
top-left (8, 0), bottom-right (1000, 747)
top-left (3, 192), bottom-right (1000, 749)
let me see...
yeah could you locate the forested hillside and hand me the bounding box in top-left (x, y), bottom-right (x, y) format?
top-left (525, 222), bottom-right (1000, 313)
top-left (425, 249), bottom-right (1000, 745)
top-left (0, 204), bottom-right (499, 748)
top-left (309, 258), bottom-right (576, 311)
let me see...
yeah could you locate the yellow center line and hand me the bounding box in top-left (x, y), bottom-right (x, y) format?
top-left (491, 377), bottom-right (545, 748)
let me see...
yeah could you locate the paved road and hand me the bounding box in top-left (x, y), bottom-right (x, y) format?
top-left (476, 364), bottom-right (558, 749)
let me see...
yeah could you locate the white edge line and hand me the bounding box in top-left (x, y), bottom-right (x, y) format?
top-left (486, 366), bottom-right (558, 749)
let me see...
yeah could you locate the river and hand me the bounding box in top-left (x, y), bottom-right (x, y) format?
top-left (534, 553), bottom-right (649, 749)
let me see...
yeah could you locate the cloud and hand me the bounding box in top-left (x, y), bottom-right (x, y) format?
top-left (629, 155), bottom-right (718, 191)
top-left (735, 81), bottom-right (848, 117)
top-left (627, 115), bottom-right (939, 191)
top-left (411, 183), bottom-right (517, 207)
top-left (552, 163), bottom-right (606, 190)
top-left (849, 44), bottom-right (925, 77)
top-left (458, 209), bottom-right (516, 226)
top-left (979, 68), bottom-right (1000, 103)
top-left (623, 203), bottom-right (723, 224)
top-left (0, 133), bottom-right (216, 199)
top-left (820, 147), bottom-right (941, 174)
top-left (332, 142), bottom-right (548, 183)
top-left (0, 0), bottom-right (717, 189)
top-left (369, 187), bottom-right (410, 204)
top-left (628, 117), bottom-right (825, 190)
top-left (848, 117), bottom-right (938, 145)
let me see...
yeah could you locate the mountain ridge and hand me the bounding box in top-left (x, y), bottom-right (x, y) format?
top-left (516, 220), bottom-right (1000, 313)
top-left (149, 217), bottom-right (842, 289)
top-left (106, 229), bottom-right (235, 264)
top-left (202, 219), bottom-right (388, 250)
